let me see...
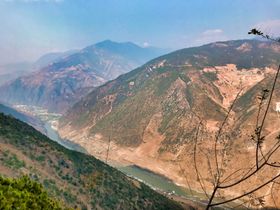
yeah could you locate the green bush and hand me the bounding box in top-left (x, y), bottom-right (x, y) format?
top-left (0, 176), bottom-right (71, 210)
top-left (3, 152), bottom-right (25, 170)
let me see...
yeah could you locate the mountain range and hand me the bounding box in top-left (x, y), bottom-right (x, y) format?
top-left (58, 39), bottom-right (280, 207)
top-left (0, 50), bottom-right (78, 86)
top-left (2, 38), bottom-right (280, 208)
top-left (0, 40), bottom-right (167, 113)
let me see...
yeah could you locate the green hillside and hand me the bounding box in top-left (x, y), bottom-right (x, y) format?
top-left (0, 113), bottom-right (184, 210)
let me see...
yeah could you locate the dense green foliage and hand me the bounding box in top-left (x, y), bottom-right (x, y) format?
top-left (0, 176), bottom-right (68, 210)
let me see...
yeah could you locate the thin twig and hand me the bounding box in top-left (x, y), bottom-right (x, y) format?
top-left (193, 121), bottom-right (209, 199)
top-left (214, 89), bottom-right (243, 183)
top-left (256, 65), bottom-right (280, 168)
top-left (210, 173), bottom-right (280, 207)
top-left (178, 163), bottom-right (194, 197)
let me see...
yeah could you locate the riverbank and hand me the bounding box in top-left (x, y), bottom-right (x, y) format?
top-left (11, 105), bottom-right (220, 209)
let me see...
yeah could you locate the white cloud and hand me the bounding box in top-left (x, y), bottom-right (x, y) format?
top-left (202, 29), bottom-right (223, 36)
top-left (143, 42), bottom-right (150, 48)
top-left (254, 20), bottom-right (280, 37)
top-left (195, 29), bottom-right (227, 45)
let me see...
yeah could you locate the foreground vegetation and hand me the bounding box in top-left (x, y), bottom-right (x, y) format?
top-left (0, 176), bottom-right (70, 210)
top-left (0, 113), bottom-right (184, 209)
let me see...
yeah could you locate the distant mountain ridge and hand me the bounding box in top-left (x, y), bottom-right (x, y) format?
top-left (92, 40), bottom-right (167, 65)
top-left (0, 62), bottom-right (34, 86)
top-left (34, 50), bottom-right (79, 69)
top-left (0, 51), bottom-right (78, 86)
top-left (0, 40), bottom-right (167, 113)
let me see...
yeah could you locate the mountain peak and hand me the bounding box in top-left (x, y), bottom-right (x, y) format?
top-left (93, 39), bottom-right (140, 49)
top-left (0, 39), bottom-right (166, 113)
top-left (96, 39), bottom-right (116, 45)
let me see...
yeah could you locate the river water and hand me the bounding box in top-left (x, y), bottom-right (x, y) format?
top-left (44, 122), bottom-right (87, 153)
top-left (9, 105), bottom-right (230, 208)
top-left (12, 104), bottom-right (193, 199)
top-left (43, 122), bottom-right (199, 200)
top-left (118, 165), bottom-right (193, 197)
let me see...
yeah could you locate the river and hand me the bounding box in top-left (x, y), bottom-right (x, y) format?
top-left (44, 122), bottom-right (87, 153)
top-left (43, 122), bottom-right (202, 201)
top-left (118, 165), bottom-right (192, 197)
top-left (11, 105), bottom-right (229, 208)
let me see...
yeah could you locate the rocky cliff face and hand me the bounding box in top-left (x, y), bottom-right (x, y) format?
top-left (58, 40), bottom-right (280, 208)
top-left (0, 40), bottom-right (166, 113)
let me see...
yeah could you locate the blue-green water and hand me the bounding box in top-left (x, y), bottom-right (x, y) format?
top-left (44, 122), bottom-right (206, 203)
top-left (44, 122), bottom-right (193, 196)
top-left (45, 123), bottom-right (194, 196)
top-left (118, 165), bottom-right (192, 197)
top-left (43, 120), bottom-right (235, 209)
top-left (14, 106), bottom-right (205, 203)
top-left (44, 122), bottom-right (87, 153)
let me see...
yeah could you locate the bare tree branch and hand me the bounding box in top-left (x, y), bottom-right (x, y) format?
top-left (203, 30), bottom-right (280, 209)
top-left (209, 173), bottom-right (280, 207)
top-left (193, 121), bottom-right (209, 199)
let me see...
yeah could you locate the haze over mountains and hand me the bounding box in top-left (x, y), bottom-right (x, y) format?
top-left (0, 62), bottom-right (34, 86)
top-left (0, 40), bottom-right (167, 113)
top-left (58, 39), bottom-right (280, 207)
top-left (34, 50), bottom-right (79, 69)
top-left (1, 0), bottom-right (279, 209)
top-left (1, 38), bottom-right (280, 208)
top-left (0, 50), bottom-right (78, 86)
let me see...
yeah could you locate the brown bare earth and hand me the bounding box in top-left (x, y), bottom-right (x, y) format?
top-left (59, 65), bottom-right (280, 207)
top-left (58, 40), bottom-right (280, 208)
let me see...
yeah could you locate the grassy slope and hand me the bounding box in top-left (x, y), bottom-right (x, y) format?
top-left (0, 113), bottom-right (184, 210)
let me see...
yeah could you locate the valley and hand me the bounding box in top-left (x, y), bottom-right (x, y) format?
top-left (12, 104), bottom-right (206, 207)
top-left (1, 1), bottom-right (279, 209)
top-left (0, 113), bottom-right (186, 209)
top-left (58, 40), bottom-right (280, 208)
top-left (13, 105), bottom-right (86, 153)
top-left (1, 39), bottom-right (280, 209)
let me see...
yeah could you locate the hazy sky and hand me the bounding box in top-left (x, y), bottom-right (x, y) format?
top-left (0, 0), bottom-right (279, 65)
